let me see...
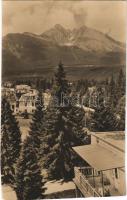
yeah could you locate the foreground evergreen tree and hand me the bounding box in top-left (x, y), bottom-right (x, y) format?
top-left (41, 106), bottom-right (88, 180)
top-left (66, 99), bottom-right (90, 146)
top-left (41, 105), bottom-right (74, 180)
top-left (1, 98), bottom-right (21, 185)
top-left (29, 90), bottom-right (45, 154)
top-left (91, 103), bottom-right (118, 132)
top-left (15, 136), bottom-right (46, 200)
top-left (41, 62), bottom-right (90, 180)
top-left (117, 69), bottom-right (125, 98)
top-left (41, 63), bottom-right (74, 180)
top-left (53, 61), bottom-right (70, 106)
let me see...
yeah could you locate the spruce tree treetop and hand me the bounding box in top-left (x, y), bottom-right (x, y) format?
top-left (117, 69), bottom-right (125, 97)
top-left (118, 69), bottom-right (124, 86)
top-left (53, 61), bottom-right (70, 106)
top-left (40, 62), bottom-right (90, 181)
top-left (110, 74), bottom-right (115, 92)
top-left (55, 61), bottom-right (67, 87)
top-left (109, 74), bottom-right (115, 98)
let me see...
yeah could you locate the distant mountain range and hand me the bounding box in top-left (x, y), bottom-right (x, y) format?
top-left (2, 24), bottom-right (126, 80)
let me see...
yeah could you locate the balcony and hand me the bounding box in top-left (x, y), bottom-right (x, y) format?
top-left (73, 167), bottom-right (111, 197)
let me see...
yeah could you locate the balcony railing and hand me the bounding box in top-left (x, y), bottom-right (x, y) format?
top-left (73, 167), bottom-right (102, 197)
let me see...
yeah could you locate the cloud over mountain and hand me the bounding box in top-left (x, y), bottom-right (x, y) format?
top-left (3, 1), bottom-right (126, 42)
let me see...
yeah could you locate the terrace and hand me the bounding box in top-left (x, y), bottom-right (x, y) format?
top-left (73, 142), bottom-right (124, 197)
top-left (74, 167), bottom-right (121, 197)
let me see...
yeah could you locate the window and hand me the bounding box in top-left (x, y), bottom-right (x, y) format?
top-left (16, 101), bottom-right (19, 108)
top-left (115, 168), bottom-right (118, 179)
top-left (98, 171), bottom-right (101, 175)
top-left (12, 105), bottom-right (14, 110)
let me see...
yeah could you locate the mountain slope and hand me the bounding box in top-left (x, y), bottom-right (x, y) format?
top-left (41, 24), bottom-right (125, 52)
top-left (2, 24), bottom-right (126, 80)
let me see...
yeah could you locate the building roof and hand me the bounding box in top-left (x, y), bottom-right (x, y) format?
top-left (73, 144), bottom-right (124, 171)
top-left (91, 131), bottom-right (125, 152)
top-left (15, 84), bottom-right (31, 89)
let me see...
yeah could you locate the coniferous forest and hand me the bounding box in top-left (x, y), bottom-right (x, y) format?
top-left (1, 62), bottom-right (125, 199)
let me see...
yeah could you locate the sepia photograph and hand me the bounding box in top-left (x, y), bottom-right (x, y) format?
top-left (1, 0), bottom-right (126, 199)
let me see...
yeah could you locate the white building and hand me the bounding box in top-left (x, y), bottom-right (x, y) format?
top-left (13, 90), bottom-right (51, 114)
top-left (2, 85), bottom-right (51, 114)
top-left (15, 84), bottom-right (31, 94)
top-left (18, 92), bottom-right (37, 114)
top-left (2, 87), bottom-right (15, 97)
top-left (3, 81), bottom-right (13, 88)
top-left (73, 131), bottom-right (125, 197)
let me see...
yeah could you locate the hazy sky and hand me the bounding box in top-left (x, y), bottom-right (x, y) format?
top-left (3, 1), bottom-right (126, 42)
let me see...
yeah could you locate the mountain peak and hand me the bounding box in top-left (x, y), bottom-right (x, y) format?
top-left (40, 24), bottom-right (124, 52)
top-left (3, 25), bottom-right (125, 79)
top-left (54, 24), bottom-right (65, 30)
top-left (78, 25), bottom-right (87, 31)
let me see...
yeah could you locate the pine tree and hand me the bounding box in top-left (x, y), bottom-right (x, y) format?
top-left (14, 136), bottom-right (46, 200)
top-left (109, 74), bottom-right (119, 107)
top-left (41, 62), bottom-right (91, 180)
top-left (117, 69), bottom-right (125, 97)
top-left (36, 79), bottom-right (42, 90)
top-left (65, 101), bottom-right (90, 146)
top-left (40, 62), bottom-right (74, 180)
top-left (91, 103), bottom-right (118, 132)
top-left (29, 90), bottom-right (45, 154)
top-left (41, 106), bottom-right (74, 181)
top-left (53, 61), bottom-right (70, 106)
top-left (1, 98), bottom-right (21, 185)
top-left (41, 106), bottom-right (88, 180)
